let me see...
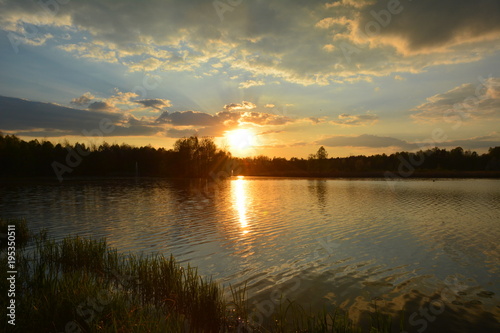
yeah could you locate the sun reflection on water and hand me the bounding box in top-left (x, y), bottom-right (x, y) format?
top-left (233, 176), bottom-right (249, 234)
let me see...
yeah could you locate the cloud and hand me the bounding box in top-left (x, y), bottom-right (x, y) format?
top-left (165, 128), bottom-right (198, 138)
top-left (0, 94), bottom-right (299, 141)
top-left (317, 133), bottom-right (499, 152)
top-left (438, 133), bottom-right (500, 149)
top-left (308, 117), bottom-right (328, 124)
top-left (1, 0), bottom-right (499, 84)
top-left (259, 141), bottom-right (310, 149)
top-left (0, 89), bottom-right (300, 140)
top-left (71, 92), bottom-right (94, 106)
top-left (88, 101), bottom-right (113, 111)
top-left (153, 99), bottom-right (296, 138)
top-left (239, 79), bottom-right (265, 89)
top-left (239, 112), bottom-right (293, 126)
top-left (330, 113), bottom-right (379, 126)
top-left (73, 90), bottom-right (169, 112)
top-left (57, 43), bottom-right (118, 63)
top-left (105, 90), bottom-right (139, 106)
top-left (156, 111), bottom-right (218, 126)
top-left (315, 17), bottom-right (342, 29)
top-left (136, 99), bottom-right (172, 110)
top-left (318, 134), bottom-right (415, 150)
top-left (258, 130), bottom-right (284, 136)
top-left (357, 0), bottom-right (500, 55)
top-left (411, 77), bottom-right (500, 123)
top-left (126, 57), bottom-right (164, 72)
top-left (326, 0), bottom-right (373, 9)
top-left (213, 110), bottom-right (242, 127)
top-left (223, 101), bottom-right (257, 112)
top-left (0, 95), bottom-right (159, 137)
top-left (71, 92), bottom-right (128, 110)
top-left (156, 107), bottom-right (294, 129)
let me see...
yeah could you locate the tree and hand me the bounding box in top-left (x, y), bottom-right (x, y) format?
top-left (174, 136), bottom-right (199, 176)
top-left (173, 136), bottom-right (228, 177)
top-left (316, 146), bottom-right (328, 160)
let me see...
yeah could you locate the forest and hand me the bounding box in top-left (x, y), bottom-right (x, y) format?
top-left (0, 133), bottom-right (499, 181)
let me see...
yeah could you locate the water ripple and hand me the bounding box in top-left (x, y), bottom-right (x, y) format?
top-left (1, 178), bottom-right (499, 329)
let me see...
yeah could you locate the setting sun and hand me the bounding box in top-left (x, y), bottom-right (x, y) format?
top-left (225, 129), bottom-right (256, 154)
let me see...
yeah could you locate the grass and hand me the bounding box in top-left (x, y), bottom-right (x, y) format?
top-left (0, 218), bottom-right (397, 333)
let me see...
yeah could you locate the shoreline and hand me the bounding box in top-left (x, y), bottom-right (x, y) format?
top-left (1, 171), bottom-right (500, 184)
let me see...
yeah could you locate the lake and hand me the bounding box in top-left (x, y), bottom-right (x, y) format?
top-left (1, 177), bottom-right (499, 332)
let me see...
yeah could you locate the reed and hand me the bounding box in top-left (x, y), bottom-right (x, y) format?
top-left (0, 227), bottom-right (393, 332)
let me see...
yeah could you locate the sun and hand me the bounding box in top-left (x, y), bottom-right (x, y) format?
top-left (225, 129), bottom-right (256, 153)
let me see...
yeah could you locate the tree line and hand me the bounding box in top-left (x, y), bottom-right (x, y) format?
top-left (0, 134), bottom-right (232, 180)
top-left (238, 146), bottom-right (500, 177)
top-left (0, 133), bottom-right (499, 180)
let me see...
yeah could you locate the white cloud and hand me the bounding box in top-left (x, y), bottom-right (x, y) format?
top-left (411, 77), bottom-right (500, 123)
top-left (126, 57), bottom-right (164, 72)
top-left (239, 79), bottom-right (265, 89)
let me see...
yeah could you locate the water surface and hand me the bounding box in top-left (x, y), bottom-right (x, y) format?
top-left (1, 177), bottom-right (499, 331)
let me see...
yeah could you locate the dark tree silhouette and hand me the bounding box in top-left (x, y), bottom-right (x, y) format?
top-left (0, 132), bottom-right (498, 180)
top-left (316, 146), bottom-right (328, 160)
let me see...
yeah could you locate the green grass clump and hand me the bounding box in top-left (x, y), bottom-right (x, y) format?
top-left (1, 234), bottom-right (232, 332)
top-left (0, 223), bottom-right (395, 333)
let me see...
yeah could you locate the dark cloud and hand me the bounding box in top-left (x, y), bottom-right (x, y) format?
top-left (317, 133), bottom-right (499, 151)
top-left (88, 101), bottom-right (112, 111)
top-left (441, 135), bottom-right (500, 149)
top-left (156, 111), bottom-right (218, 126)
top-left (359, 0), bottom-right (500, 52)
top-left (136, 98), bottom-right (172, 110)
top-left (0, 96), bottom-right (160, 137)
top-left (0, 96), bottom-right (119, 132)
top-left (318, 134), bottom-right (415, 150)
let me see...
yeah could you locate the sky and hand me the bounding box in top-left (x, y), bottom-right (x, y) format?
top-left (0, 0), bottom-right (499, 158)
